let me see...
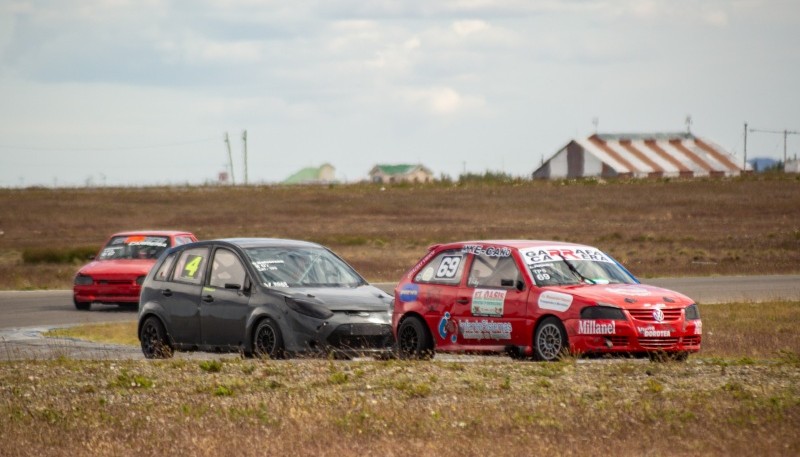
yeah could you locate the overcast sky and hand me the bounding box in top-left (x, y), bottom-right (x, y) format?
top-left (1, 0), bottom-right (798, 187)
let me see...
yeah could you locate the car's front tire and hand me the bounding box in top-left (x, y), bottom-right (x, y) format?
top-left (533, 317), bottom-right (568, 362)
top-left (139, 316), bottom-right (173, 359)
top-left (397, 316), bottom-right (434, 360)
top-left (73, 298), bottom-right (91, 311)
top-left (253, 318), bottom-right (286, 359)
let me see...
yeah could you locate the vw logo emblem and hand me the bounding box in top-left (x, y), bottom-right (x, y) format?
top-left (653, 309), bottom-right (664, 322)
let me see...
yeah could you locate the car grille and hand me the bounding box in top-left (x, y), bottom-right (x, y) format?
top-left (682, 335), bottom-right (702, 346)
top-left (98, 279), bottom-right (135, 285)
top-left (628, 308), bottom-right (682, 322)
top-left (609, 336), bottom-right (629, 347)
top-left (638, 337), bottom-right (679, 349)
top-left (327, 324), bottom-right (393, 350)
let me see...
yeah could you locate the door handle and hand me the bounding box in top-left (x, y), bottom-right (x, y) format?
top-left (161, 289), bottom-right (172, 297)
top-left (456, 298), bottom-right (469, 304)
top-left (202, 295), bottom-right (214, 303)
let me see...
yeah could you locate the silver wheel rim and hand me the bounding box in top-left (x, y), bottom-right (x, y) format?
top-left (537, 323), bottom-right (563, 360)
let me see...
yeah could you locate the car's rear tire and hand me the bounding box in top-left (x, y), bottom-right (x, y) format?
top-left (397, 316), bottom-right (434, 360)
top-left (253, 318), bottom-right (286, 359)
top-left (533, 317), bottom-right (568, 362)
top-left (73, 298), bottom-right (91, 311)
top-left (139, 316), bottom-right (173, 359)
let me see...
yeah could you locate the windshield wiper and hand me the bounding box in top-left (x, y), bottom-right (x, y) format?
top-left (558, 255), bottom-right (596, 285)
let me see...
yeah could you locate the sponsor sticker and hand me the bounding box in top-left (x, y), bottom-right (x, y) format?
top-left (521, 246), bottom-right (613, 265)
top-left (461, 245), bottom-right (511, 257)
top-left (538, 291), bottom-right (573, 312)
top-left (398, 283), bottom-right (420, 303)
top-left (459, 320), bottom-right (512, 340)
top-left (578, 320), bottom-right (616, 335)
top-left (471, 289), bottom-right (506, 317)
top-left (638, 326), bottom-right (671, 337)
top-left (606, 286), bottom-right (651, 297)
top-left (252, 260), bottom-right (284, 272)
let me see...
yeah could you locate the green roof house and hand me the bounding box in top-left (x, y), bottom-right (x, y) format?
top-left (368, 164), bottom-right (434, 184)
top-left (283, 163), bottom-right (336, 185)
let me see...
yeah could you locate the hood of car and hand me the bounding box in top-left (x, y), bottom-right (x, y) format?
top-left (543, 283), bottom-right (694, 309)
top-left (287, 285), bottom-right (391, 312)
top-left (77, 259), bottom-right (156, 277)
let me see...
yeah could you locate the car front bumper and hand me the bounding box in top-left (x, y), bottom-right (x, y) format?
top-left (566, 318), bottom-right (702, 354)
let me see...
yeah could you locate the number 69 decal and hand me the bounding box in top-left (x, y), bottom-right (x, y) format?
top-left (435, 256), bottom-right (462, 279)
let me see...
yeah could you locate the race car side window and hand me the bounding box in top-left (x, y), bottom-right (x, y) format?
top-left (154, 253), bottom-right (177, 281)
top-left (414, 250), bottom-right (465, 285)
top-left (467, 255), bottom-right (521, 289)
top-left (209, 249), bottom-right (247, 289)
top-left (171, 247), bottom-right (209, 285)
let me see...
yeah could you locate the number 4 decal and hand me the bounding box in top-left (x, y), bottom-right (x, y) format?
top-left (436, 256), bottom-right (462, 279)
top-left (182, 255), bottom-right (203, 279)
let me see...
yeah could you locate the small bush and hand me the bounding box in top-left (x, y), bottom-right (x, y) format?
top-left (22, 246), bottom-right (98, 264)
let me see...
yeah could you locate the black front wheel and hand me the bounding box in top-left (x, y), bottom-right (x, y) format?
top-left (73, 298), bottom-right (90, 311)
top-left (253, 318), bottom-right (286, 359)
top-left (533, 317), bottom-right (568, 362)
top-left (139, 316), bottom-right (173, 359)
top-left (397, 316), bottom-right (434, 360)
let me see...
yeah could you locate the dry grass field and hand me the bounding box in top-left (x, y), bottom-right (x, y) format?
top-left (3, 300), bottom-right (799, 456)
top-left (0, 174), bottom-right (798, 289)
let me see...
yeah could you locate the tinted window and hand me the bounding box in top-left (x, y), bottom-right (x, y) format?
top-left (171, 247), bottom-right (209, 285)
top-left (98, 235), bottom-right (170, 260)
top-left (245, 246), bottom-right (364, 288)
top-left (209, 249), bottom-right (247, 289)
top-left (154, 253), bottom-right (176, 281)
top-left (414, 250), bottom-right (465, 285)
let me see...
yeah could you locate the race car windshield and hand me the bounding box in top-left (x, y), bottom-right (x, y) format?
top-left (97, 236), bottom-right (170, 260)
top-left (522, 247), bottom-right (636, 287)
top-left (246, 246), bottom-right (365, 288)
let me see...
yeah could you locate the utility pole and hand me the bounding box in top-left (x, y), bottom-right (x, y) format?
top-left (743, 122), bottom-right (748, 171)
top-left (242, 130), bottom-right (248, 185)
top-left (225, 132), bottom-right (236, 185)
top-left (748, 127), bottom-right (799, 166)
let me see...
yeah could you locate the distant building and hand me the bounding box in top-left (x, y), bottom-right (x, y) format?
top-left (747, 157), bottom-right (780, 172)
top-left (785, 158), bottom-right (800, 174)
top-left (369, 164), bottom-right (434, 184)
top-left (283, 163), bottom-right (336, 185)
top-left (533, 133), bottom-right (744, 180)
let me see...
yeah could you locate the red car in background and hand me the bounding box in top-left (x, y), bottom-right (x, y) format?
top-left (392, 240), bottom-right (702, 361)
top-left (73, 230), bottom-right (197, 310)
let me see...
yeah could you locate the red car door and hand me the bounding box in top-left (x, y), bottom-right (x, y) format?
top-left (452, 247), bottom-right (529, 349)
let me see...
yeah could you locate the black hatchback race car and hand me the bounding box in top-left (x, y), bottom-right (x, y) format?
top-left (137, 238), bottom-right (394, 359)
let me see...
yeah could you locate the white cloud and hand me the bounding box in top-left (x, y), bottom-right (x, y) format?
top-left (402, 86), bottom-right (485, 115)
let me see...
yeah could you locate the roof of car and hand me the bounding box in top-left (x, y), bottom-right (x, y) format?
top-left (111, 230), bottom-right (195, 237)
top-left (436, 240), bottom-right (598, 250)
top-left (213, 238), bottom-right (324, 249)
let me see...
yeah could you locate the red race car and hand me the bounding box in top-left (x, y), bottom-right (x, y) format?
top-left (73, 230), bottom-right (197, 310)
top-left (392, 240), bottom-right (701, 361)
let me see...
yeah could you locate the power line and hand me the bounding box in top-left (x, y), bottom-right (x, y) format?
top-left (0, 137), bottom-right (217, 152)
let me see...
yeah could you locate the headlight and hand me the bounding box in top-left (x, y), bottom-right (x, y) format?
top-left (685, 303), bottom-right (700, 320)
top-left (580, 305), bottom-right (626, 320)
top-left (74, 274), bottom-right (93, 286)
top-left (135, 275), bottom-right (146, 286)
top-left (285, 297), bottom-right (334, 320)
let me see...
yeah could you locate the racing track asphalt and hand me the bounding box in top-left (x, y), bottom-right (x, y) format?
top-left (0, 275), bottom-right (798, 361)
